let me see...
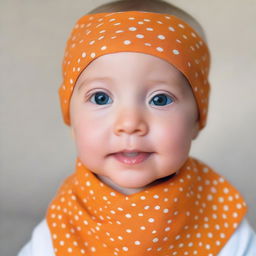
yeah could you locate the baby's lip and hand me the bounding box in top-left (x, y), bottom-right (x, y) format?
top-left (109, 149), bottom-right (153, 155)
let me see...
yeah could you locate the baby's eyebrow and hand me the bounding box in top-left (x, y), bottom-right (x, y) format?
top-left (77, 76), bottom-right (113, 91)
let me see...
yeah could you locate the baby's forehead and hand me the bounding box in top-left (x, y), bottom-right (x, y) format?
top-left (75, 52), bottom-right (190, 91)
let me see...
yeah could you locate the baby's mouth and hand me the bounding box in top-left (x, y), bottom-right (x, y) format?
top-left (109, 151), bottom-right (153, 165)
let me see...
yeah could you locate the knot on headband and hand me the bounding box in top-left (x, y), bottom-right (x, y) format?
top-left (59, 11), bottom-right (211, 130)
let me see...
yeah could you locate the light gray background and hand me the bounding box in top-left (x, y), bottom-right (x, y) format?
top-left (1, 0), bottom-right (255, 255)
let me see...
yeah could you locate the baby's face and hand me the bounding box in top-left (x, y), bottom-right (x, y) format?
top-left (70, 52), bottom-right (199, 192)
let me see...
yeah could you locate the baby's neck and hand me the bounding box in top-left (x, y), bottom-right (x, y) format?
top-left (95, 173), bottom-right (177, 195)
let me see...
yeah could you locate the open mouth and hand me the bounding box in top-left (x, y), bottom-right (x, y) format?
top-left (110, 152), bottom-right (153, 165)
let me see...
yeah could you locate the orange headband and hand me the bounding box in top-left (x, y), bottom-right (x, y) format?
top-left (59, 11), bottom-right (211, 129)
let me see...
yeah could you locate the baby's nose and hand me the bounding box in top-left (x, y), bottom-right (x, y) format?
top-left (113, 109), bottom-right (148, 136)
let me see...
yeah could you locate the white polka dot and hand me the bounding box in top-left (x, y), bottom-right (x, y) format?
top-left (168, 26), bottom-right (175, 31)
top-left (173, 49), bottom-right (180, 55)
top-left (125, 213), bottom-right (132, 218)
top-left (155, 205), bottom-right (160, 210)
top-left (146, 27), bottom-right (154, 31)
top-left (236, 203), bottom-right (242, 209)
top-left (123, 40), bottom-right (131, 45)
top-left (153, 237), bottom-right (159, 243)
top-left (148, 218), bottom-right (155, 223)
top-left (220, 233), bottom-right (226, 239)
top-left (129, 27), bottom-right (137, 31)
top-left (191, 32), bottom-right (197, 38)
top-left (218, 197), bottom-right (224, 203)
top-left (101, 46), bottom-right (107, 50)
top-left (196, 233), bottom-right (201, 238)
top-left (223, 205), bottom-right (229, 211)
top-left (206, 244), bottom-right (211, 250)
top-left (136, 34), bottom-right (144, 39)
top-left (156, 47), bottom-right (164, 52)
top-left (233, 212), bottom-right (238, 218)
top-left (82, 52), bottom-right (86, 58)
top-left (126, 229), bottom-right (132, 233)
top-left (134, 240), bottom-right (141, 245)
top-left (157, 35), bottom-right (165, 40)
top-left (223, 188), bottom-right (229, 194)
top-left (207, 194), bottom-right (213, 201)
top-left (175, 235), bottom-right (181, 240)
top-left (122, 247), bottom-right (128, 251)
top-left (208, 232), bottom-right (213, 238)
top-left (140, 226), bottom-right (146, 230)
top-left (90, 53), bottom-right (96, 58)
top-left (140, 196), bottom-right (146, 200)
top-left (178, 24), bottom-right (185, 28)
top-left (219, 177), bottom-right (225, 183)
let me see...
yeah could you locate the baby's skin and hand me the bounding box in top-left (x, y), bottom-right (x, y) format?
top-left (70, 52), bottom-right (199, 195)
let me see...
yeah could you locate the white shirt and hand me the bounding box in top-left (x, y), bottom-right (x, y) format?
top-left (18, 218), bottom-right (256, 256)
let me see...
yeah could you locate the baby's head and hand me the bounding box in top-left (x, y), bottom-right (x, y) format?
top-left (59, 0), bottom-right (210, 194)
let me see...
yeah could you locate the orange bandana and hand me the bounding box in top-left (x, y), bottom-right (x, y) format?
top-left (58, 11), bottom-right (210, 130)
top-left (46, 157), bottom-right (247, 255)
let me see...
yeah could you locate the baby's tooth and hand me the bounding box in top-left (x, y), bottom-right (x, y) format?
top-left (122, 152), bottom-right (139, 157)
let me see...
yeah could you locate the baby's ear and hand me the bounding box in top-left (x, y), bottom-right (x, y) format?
top-left (192, 121), bottom-right (200, 140)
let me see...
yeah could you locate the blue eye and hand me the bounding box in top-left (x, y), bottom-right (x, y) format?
top-left (90, 92), bottom-right (113, 105)
top-left (150, 93), bottom-right (174, 106)
top-left (89, 92), bottom-right (173, 106)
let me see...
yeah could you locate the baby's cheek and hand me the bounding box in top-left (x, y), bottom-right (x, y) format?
top-left (74, 122), bottom-right (100, 157)
top-left (159, 123), bottom-right (192, 155)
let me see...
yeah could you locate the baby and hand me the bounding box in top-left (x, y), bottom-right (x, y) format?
top-left (18, 0), bottom-right (256, 255)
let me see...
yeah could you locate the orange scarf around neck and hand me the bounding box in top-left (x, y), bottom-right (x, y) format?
top-left (46, 157), bottom-right (247, 256)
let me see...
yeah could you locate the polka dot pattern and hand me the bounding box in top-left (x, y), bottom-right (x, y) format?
top-left (47, 157), bottom-right (247, 256)
top-left (58, 11), bottom-right (211, 130)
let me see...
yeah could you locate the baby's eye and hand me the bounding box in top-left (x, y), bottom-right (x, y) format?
top-left (150, 93), bottom-right (174, 106)
top-left (89, 91), bottom-right (113, 105)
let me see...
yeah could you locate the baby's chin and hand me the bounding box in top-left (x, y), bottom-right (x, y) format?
top-left (95, 170), bottom-right (155, 192)
top-left (95, 168), bottom-right (176, 195)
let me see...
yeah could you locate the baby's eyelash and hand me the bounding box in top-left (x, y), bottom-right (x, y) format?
top-left (86, 90), bottom-right (175, 106)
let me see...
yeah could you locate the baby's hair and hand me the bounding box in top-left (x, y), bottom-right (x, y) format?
top-left (88, 0), bottom-right (207, 42)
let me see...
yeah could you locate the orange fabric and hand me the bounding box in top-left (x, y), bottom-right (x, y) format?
top-left (58, 11), bottom-right (210, 129)
top-left (46, 157), bottom-right (247, 255)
